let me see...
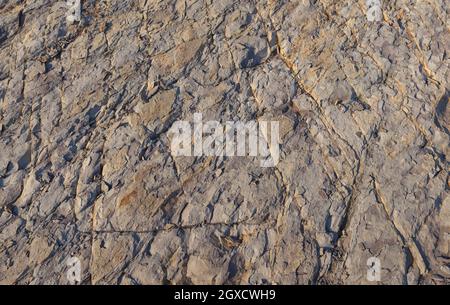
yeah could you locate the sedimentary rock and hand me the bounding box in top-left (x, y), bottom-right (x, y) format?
top-left (0, 0), bottom-right (448, 284)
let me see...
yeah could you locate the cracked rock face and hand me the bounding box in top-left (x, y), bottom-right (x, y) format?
top-left (0, 0), bottom-right (449, 285)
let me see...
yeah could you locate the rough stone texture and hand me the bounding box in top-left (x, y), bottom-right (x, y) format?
top-left (0, 0), bottom-right (448, 285)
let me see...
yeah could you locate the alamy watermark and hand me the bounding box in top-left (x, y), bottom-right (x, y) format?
top-left (66, 256), bottom-right (81, 284)
top-left (66, 0), bottom-right (82, 24)
top-left (366, 0), bottom-right (382, 22)
top-left (366, 257), bottom-right (381, 282)
top-left (169, 113), bottom-right (280, 167)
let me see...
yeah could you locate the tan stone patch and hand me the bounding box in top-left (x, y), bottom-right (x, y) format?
top-left (151, 39), bottom-right (204, 75)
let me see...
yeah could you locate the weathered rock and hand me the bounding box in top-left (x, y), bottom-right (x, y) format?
top-left (0, 0), bottom-right (448, 285)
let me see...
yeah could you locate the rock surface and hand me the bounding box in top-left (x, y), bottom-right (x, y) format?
top-left (0, 0), bottom-right (449, 284)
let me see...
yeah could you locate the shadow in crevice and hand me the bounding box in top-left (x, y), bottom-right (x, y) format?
top-left (434, 90), bottom-right (449, 136)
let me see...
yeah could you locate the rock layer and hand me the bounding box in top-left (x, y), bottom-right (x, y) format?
top-left (0, 0), bottom-right (449, 284)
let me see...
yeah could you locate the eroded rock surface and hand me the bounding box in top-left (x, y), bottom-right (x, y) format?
top-left (0, 0), bottom-right (448, 284)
